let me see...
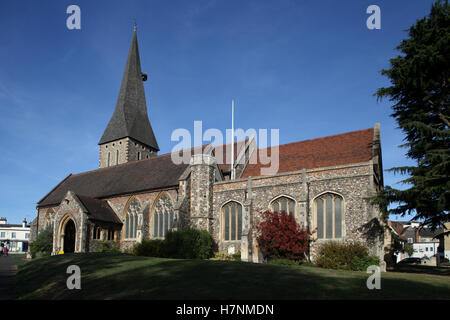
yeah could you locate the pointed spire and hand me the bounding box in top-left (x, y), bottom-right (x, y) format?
top-left (99, 27), bottom-right (159, 151)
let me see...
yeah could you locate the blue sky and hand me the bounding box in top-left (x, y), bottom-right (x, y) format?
top-left (0, 0), bottom-right (435, 223)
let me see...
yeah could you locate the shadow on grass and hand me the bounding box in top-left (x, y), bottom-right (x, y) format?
top-left (16, 253), bottom-right (450, 300)
top-left (391, 265), bottom-right (450, 276)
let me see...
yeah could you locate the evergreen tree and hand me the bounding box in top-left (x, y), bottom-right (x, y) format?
top-left (372, 1), bottom-right (449, 230)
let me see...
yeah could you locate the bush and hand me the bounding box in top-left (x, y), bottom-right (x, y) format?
top-left (267, 258), bottom-right (299, 266)
top-left (210, 251), bottom-right (241, 261)
top-left (131, 240), bottom-right (164, 257)
top-left (231, 251), bottom-right (241, 262)
top-left (96, 241), bottom-right (121, 253)
top-left (163, 229), bottom-right (214, 259)
top-left (351, 255), bottom-right (381, 271)
top-left (30, 228), bottom-right (53, 258)
top-left (315, 241), bottom-right (370, 270)
top-left (255, 210), bottom-right (312, 261)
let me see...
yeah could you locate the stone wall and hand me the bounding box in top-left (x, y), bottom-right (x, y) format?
top-left (99, 137), bottom-right (157, 168)
top-left (189, 154), bottom-right (216, 231)
top-left (51, 191), bottom-right (86, 254)
top-left (105, 189), bottom-right (179, 251)
top-left (212, 162), bottom-right (384, 262)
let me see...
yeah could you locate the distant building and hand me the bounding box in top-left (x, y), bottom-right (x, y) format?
top-left (435, 223), bottom-right (450, 261)
top-left (0, 217), bottom-right (30, 253)
top-left (388, 220), bottom-right (443, 261)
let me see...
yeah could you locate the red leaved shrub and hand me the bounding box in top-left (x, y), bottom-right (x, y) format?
top-left (254, 210), bottom-right (312, 261)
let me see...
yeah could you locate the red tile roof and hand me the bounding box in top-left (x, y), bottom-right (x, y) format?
top-left (241, 128), bottom-right (374, 178)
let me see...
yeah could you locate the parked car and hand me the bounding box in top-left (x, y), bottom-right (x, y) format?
top-left (398, 257), bottom-right (422, 265)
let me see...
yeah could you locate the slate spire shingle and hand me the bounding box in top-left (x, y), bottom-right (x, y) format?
top-left (99, 27), bottom-right (159, 151)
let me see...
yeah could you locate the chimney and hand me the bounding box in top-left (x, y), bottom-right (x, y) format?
top-left (22, 218), bottom-right (27, 228)
top-left (0, 217), bottom-right (6, 225)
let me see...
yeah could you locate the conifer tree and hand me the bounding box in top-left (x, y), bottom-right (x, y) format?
top-left (372, 1), bottom-right (449, 230)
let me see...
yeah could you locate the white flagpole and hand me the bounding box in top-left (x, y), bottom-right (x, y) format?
top-left (231, 99), bottom-right (235, 180)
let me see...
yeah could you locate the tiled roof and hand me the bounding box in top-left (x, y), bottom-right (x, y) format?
top-left (419, 228), bottom-right (444, 239)
top-left (241, 128), bottom-right (375, 178)
top-left (76, 195), bottom-right (122, 224)
top-left (38, 153), bottom-right (189, 208)
top-left (389, 220), bottom-right (406, 236)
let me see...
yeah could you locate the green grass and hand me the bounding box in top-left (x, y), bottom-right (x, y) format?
top-left (16, 253), bottom-right (450, 300)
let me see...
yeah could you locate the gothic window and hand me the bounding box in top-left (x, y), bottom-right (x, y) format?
top-left (44, 209), bottom-right (54, 231)
top-left (152, 194), bottom-right (175, 238)
top-left (271, 196), bottom-right (296, 215)
top-left (107, 229), bottom-right (114, 241)
top-left (116, 150), bottom-right (119, 165)
top-left (107, 152), bottom-right (111, 167)
top-left (314, 193), bottom-right (343, 239)
top-left (93, 226), bottom-right (101, 240)
top-left (222, 201), bottom-right (242, 241)
top-left (125, 197), bottom-right (141, 239)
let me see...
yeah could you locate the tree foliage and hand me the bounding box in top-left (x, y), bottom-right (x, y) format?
top-left (255, 210), bottom-right (312, 261)
top-left (372, 0), bottom-right (450, 229)
top-left (30, 228), bottom-right (53, 258)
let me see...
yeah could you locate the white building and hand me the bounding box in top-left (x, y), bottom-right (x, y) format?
top-left (411, 242), bottom-right (440, 259)
top-left (0, 217), bottom-right (30, 253)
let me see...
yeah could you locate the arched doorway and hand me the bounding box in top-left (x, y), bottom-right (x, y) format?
top-left (63, 219), bottom-right (76, 253)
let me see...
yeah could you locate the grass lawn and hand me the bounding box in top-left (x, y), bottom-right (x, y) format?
top-left (16, 253), bottom-right (450, 300)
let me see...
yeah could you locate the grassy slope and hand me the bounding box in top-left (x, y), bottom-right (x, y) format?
top-left (16, 253), bottom-right (450, 300)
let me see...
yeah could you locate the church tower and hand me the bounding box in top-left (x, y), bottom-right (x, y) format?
top-left (98, 27), bottom-right (159, 168)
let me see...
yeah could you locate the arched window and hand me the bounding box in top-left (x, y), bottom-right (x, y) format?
top-left (93, 226), bottom-right (101, 240)
top-left (152, 194), bottom-right (175, 238)
top-left (222, 201), bottom-right (242, 241)
top-left (315, 193), bottom-right (343, 239)
top-left (44, 209), bottom-right (55, 231)
top-left (107, 229), bottom-right (114, 241)
top-left (271, 196), bottom-right (296, 215)
top-left (125, 197), bottom-right (140, 239)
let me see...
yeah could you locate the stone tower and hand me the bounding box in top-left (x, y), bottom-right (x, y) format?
top-left (98, 27), bottom-right (159, 168)
top-left (189, 154), bottom-right (216, 231)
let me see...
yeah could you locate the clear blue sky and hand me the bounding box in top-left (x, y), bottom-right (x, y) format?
top-left (0, 0), bottom-right (435, 223)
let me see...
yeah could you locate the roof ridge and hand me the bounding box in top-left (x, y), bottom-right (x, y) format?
top-left (71, 152), bottom-right (176, 177)
top-left (71, 139), bottom-right (251, 178)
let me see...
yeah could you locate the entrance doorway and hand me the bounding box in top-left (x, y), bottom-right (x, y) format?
top-left (63, 219), bottom-right (76, 253)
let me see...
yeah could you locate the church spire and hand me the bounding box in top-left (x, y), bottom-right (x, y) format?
top-left (99, 27), bottom-right (159, 152)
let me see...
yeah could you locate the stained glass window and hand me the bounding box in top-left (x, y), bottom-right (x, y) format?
top-left (125, 198), bottom-right (141, 239)
top-left (223, 202), bottom-right (243, 241)
top-left (315, 193), bottom-right (343, 239)
top-left (153, 194), bottom-right (175, 238)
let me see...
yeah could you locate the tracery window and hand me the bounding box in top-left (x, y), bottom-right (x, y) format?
top-left (153, 194), bottom-right (175, 238)
top-left (222, 201), bottom-right (242, 241)
top-left (125, 198), bottom-right (140, 239)
top-left (270, 196), bottom-right (296, 215)
top-left (44, 209), bottom-right (54, 231)
top-left (314, 193), bottom-right (343, 239)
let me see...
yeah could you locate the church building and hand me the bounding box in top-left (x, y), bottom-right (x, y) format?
top-left (32, 28), bottom-right (386, 262)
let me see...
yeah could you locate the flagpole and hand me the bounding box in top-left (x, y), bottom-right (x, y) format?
top-left (231, 99), bottom-right (234, 180)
